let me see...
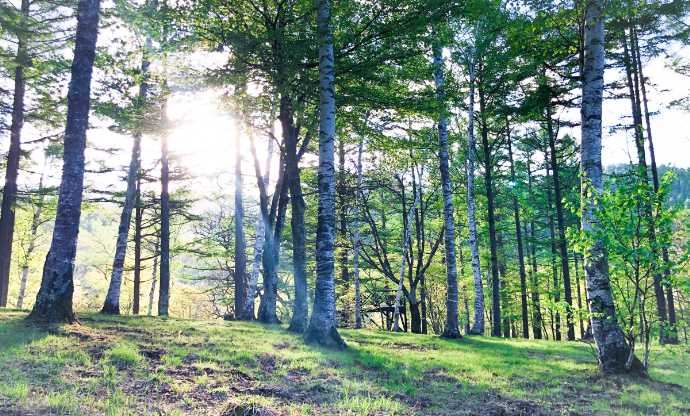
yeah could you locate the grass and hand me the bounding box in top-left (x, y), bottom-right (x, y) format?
top-left (0, 309), bottom-right (688, 415)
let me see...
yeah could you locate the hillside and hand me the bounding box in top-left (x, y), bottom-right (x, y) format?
top-left (0, 310), bottom-right (688, 416)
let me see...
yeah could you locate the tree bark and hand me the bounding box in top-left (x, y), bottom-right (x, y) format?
top-left (545, 160), bottom-right (561, 341)
top-left (28, 0), bottom-right (101, 323)
top-left (392, 186), bottom-right (419, 332)
top-left (304, 0), bottom-right (345, 349)
top-left (433, 42), bottom-right (461, 339)
top-left (465, 52), bottom-right (485, 336)
top-left (0, 0), bottom-right (30, 307)
top-left (580, 0), bottom-right (639, 373)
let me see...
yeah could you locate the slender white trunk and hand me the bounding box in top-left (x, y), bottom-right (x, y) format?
top-left (148, 240), bottom-right (159, 316)
top-left (16, 174), bottom-right (44, 309)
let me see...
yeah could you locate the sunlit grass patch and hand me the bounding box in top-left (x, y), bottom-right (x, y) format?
top-left (104, 341), bottom-right (142, 368)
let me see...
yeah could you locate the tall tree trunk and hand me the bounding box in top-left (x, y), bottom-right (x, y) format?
top-left (243, 134), bottom-right (273, 320)
top-left (132, 175), bottom-right (142, 315)
top-left (622, 30), bottom-right (668, 343)
top-left (102, 134), bottom-right (141, 314)
top-left (353, 137), bottom-right (364, 329)
top-left (16, 171), bottom-right (46, 310)
top-left (508, 133), bottom-right (529, 338)
top-left (234, 128), bottom-right (247, 318)
top-left (466, 53), bottom-right (485, 336)
top-left (304, 0), bottom-right (345, 349)
top-left (580, 0), bottom-right (638, 373)
top-left (497, 229), bottom-right (510, 338)
top-left (0, 0), bottom-right (30, 307)
top-left (283, 98), bottom-right (308, 333)
top-left (433, 42), bottom-right (461, 339)
top-left (148, 237), bottom-right (159, 316)
top-left (632, 28), bottom-right (678, 344)
top-left (28, 0), bottom-right (101, 323)
top-left (525, 156), bottom-right (543, 339)
top-left (158, 99), bottom-right (171, 317)
top-left (545, 160), bottom-right (561, 341)
top-left (546, 107), bottom-right (575, 340)
top-left (478, 85), bottom-right (501, 337)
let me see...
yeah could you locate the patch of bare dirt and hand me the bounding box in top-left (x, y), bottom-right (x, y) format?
top-left (221, 398), bottom-right (282, 416)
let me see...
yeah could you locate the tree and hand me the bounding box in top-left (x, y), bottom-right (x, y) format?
top-left (27, 0), bottom-right (101, 323)
top-left (304, 0), bottom-right (345, 349)
top-left (579, 0), bottom-right (638, 374)
top-left (433, 39), bottom-right (461, 339)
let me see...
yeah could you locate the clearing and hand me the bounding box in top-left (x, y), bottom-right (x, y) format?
top-left (0, 310), bottom-right (688, 415)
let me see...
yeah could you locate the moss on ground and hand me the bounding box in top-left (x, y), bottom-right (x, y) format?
top-left (0, 310), bottom-right (688, 415)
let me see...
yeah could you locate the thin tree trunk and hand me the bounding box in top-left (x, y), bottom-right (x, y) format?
top-left (283, 98), bottom-right (308, 333)
top-left (132, 174), bottom-right (142, 315)
top-left (622, 30), bottom-right (668, 343)
top-left (508, 133), bottom-right (529, 338)
top-left (304, 0), bottom-right (345, 349)
top-left (337, 139), bottom-right (349, 285)
top-left (148, 238), bottom-right (159, 316)
top-left (233, 127), bottom-right (247, 318)
top-left (16, 171), bottom-right (46, 310)
top-left (243, 134), bottom-right (273, 320)
top-left (580, 0), bottom-right (639, 373)
top-left (353, 137), bottom-right (364, 329)
top-left (158, 97), bottom-right (171, 317)
top-left (546, 106), bottom-right (575, 340)
top-left (0, 0), bottom-right (30, 307)
top-left (479, 85), bottom-right (501, 337)
top-left (574, 253), bottom-right (585, 338)
top-left (392, 186), bottom-right (419, 332)
top-left (526, 156), bottom-right (543, 339)
top-left (102, 133), bottom-right (141, 314)
top-left (632, 28), bottom-right (678, 344)
top-left (433, 42), bottom-right (461, 339)
top-left (545, 161), bottom-right (561, 341)
top-left (466, 52), bottom-right (485, 336)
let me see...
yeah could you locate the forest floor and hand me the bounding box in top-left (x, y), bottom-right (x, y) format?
top-left (0, 310), bottom-right (688, 416)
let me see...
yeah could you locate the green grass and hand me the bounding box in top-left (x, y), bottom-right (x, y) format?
top-left (0, 309), bottom-right (688, 415)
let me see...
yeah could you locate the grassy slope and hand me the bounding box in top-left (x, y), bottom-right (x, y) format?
top-left (0, 310), bottom-right (688, 416)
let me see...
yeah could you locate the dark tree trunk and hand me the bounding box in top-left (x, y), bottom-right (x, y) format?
top-left (158, 104), bottom-right (171, 317)
top-left (545, 161), bottom-right (561, 341)
top-left (546, 107), bottom-right (575, 340)
top-left (574, 253), bottom-right (585, 338)
top-left (622, 30), bottom-right (668, 343)
top-left (234, 128), bottom-right (247, 318)
top-left (28, 0), bottom-right (101, 323)
top-left (102, 134), bottom-right (141, 314)
top-left (508, 133), bottom-right (529, 338)
top-left (409, 300), bottom-right (421, 334)
top-left (304, 0), bottom-right (345, 349)
top-left (0, 0), bottom-right (30, 307)
top-left (337, 139), bottom-right (349, 285)
top-left (282, 97), bottom-right (308, 333)
top-left (580, 0), bottom-right (640, 373)
top-left (132, 170), bottom-right (143, 315)
top-left (525, 156), bottom-right (543, 339)
top-left (632, 28), bottom-right (678, 344)
top-left (478, 86), bottom-right (501, 337)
